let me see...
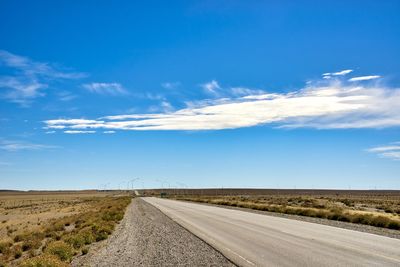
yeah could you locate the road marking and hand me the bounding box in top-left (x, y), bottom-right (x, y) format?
top-left (219, 243), bottom-right (256, 266)
top-left (149, 199), bottom-right (256, 266)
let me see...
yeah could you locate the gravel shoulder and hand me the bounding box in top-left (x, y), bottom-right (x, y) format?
top-left (179, 200), bottom-right (400, 239)
top-left (72, 198), bottom-right (235, 267)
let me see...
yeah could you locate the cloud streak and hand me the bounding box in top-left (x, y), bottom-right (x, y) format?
top-left (82, 82), bottom-right (127, 95)
top-left (367, 143), bottom-right (400, 161)
top-left (0, 140), bottom-right (58, 152)
top-left (0, 50), bottom-right (85, 79)
top-left (64, 130), bottom-right (96, 134)
top-left (349, 75), bottom-right (381, 82)
top-left (201, 80), bottom-right (221, 94)
top-left (323, 69), bottom-right (353, 76)
top-left (44, 73), bottom-right (400, 131)
top-left (323, 69), bottom-right (353, 80)
top-left (0, 50), bottom-right (86, 105)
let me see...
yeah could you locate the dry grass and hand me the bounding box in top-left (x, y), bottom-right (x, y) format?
top-left (0, 191), bottom-right (131, 266)
top-left (172, 192), bottom-right (400, 230)
top-left (0, 191), bottom-right (113, 241)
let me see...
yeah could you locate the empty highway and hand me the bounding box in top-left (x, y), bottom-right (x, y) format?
top-left (143, 197), bottom-right (400, 267)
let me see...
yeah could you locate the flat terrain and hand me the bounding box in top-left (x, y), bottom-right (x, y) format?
top-left (144, 197), bottom-right (400, 267)
top-left (0, 191), bottom-right (112, 241)
top-left (2, 190), bottom-right (399, 266)
top-left (74, 198), bottom-right (234, 266)
top-left (0, 191), bottom-right (130, 266)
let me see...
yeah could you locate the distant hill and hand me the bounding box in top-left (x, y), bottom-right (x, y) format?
top-left (0, 189), bottom-right (23, 193)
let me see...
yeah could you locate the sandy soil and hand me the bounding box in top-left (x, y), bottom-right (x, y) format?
top-left (0, 193), bottom-right (109, 240)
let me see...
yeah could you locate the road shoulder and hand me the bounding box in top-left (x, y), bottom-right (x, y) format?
top-left (72, 197), bottom-right (235, 267)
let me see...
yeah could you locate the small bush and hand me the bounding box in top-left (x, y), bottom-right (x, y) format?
top-left (95, 231), bottom-right (108, 241)
top-left (314, 204), bottom-right (326, 209)
top-left (337, 214), bottom-right (351, 222)
top-left (388, 221), bottom-right (400, 230)
top-left (14, 232), bottom-right (44, 244)
top-left (0, 241), bottom-right (11, 254)
top-left (64, 234), bottom-right (85, 249)
top-left (13, 245), bottom-right (22, 259)
top-left (81, 247), bottom-right (89, 255)
top-left (20, 254), bottom-right (69, 267)
top-left (315, 211), bottom-right (328, 218)
top-left (327, 212), bottom-right (342, 220)
top-left (64, 229), bottom-right (95, 249)
top-left (80, 230), bottom-right (96, 245)
top-left (90, 223), bottom-right (99, 232)
top-left (14, 234), bottom-right (24, 242)
top-left (341, 199), bottom-right (354, 207)
top-left (351, 214), bottom-right (373, 224)
top-left (384, 207), bottom-right (394, 214)
top-left (370, 216), bottom-right (390, 228)
top-left (99, 224), bottom-right (114, 235)
top-left (44, 241), bottom-right (74, 262)
top-left (22, 237), bottom-right (42, 252)
top-left (102, 211), bottom-right (123, 222)
top-left (46, 222), bottom-right (64, 233)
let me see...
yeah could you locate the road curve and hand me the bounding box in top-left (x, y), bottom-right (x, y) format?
top-left (143, 197), bottom-right (400, 267)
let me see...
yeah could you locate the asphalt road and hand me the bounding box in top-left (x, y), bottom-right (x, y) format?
top-left (143, 197), bottom-right (400, 267)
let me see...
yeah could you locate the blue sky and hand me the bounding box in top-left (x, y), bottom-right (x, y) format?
top-left (1, 1), bottom-right (400, 190)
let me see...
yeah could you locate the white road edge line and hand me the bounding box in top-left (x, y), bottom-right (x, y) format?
top-left (144, 197), bottom-right (255, 266)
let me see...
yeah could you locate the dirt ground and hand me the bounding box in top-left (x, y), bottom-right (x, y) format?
top-left (0, 191), bottom-right (113, 241)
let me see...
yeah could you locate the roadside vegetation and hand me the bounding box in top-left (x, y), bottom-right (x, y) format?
top-left (172, 193), bottom-right (400, 230)
top-left (0, 193), bottom-right (131, 266)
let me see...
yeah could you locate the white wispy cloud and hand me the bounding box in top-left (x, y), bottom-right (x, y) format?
top-left (0, 140), bottom-right (58, 152)
top-left (47, 119), bottom-right (102, 125)
top-left (201, 80), bottom-right (221, 94)
top-left (160, 101), bottom-right (174, 112)
top-left (64, 130), bottom-right (96, 134)
top-left (103, 131), bottom-right (115, 134)
top-left (57, 91), bottom-right (77, 101)
top-left (0, 50), bottom-right (85, 79)
top-left (0, 77), bottom-right (46, 105)
top-left (82, 82), bottom-right (127, 95)
top-left (367, 143), bottom-right (400, 161)
top-left (230, 87), bottom-right (265, 96)
top-left (200, 81), bottom-right (266, 98)
top-left (0, 50), bottom-right (86, 105)
top-left (323, 69), bottom-right (353, 77)
top-left (43, 72), bottom-right (400, 131)
top-left (242, 93), bottom-right (281, 100)
top-left (349, 75), bottom-right (381, 82)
